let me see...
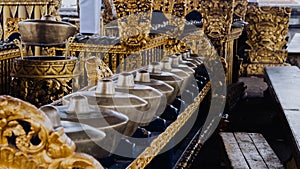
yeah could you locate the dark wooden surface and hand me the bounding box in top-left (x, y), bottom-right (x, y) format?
top-left (220, 132), bottom-right (283, 169)
top-left (264, 66), bottom-right (300, 167)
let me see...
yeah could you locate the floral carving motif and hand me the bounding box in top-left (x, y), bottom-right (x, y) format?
top-left (0, 95), bottom-right (102, 169)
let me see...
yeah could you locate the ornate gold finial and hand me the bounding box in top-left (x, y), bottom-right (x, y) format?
top-left (0, 95), bottom-right (103, 169)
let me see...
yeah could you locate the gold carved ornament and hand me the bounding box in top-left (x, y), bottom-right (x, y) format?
top-left (10, 56), bottom-right (80, 107)
top-left (246, 48), bottom-right (288, 64)
top-left (153, 0), bottom-right (174, 14)
top-left (163, 37), bottom-right (184, 55)
top-left (243, 63), bottom-right (290, 75)
top-left (117, 13), bottom-right (151, 48)
top-left (180, 31), bottom-right (210, 58)
top-left (48, 0), bottom-right (62, 21)
top-left (199, 0), bottom-right (235, 76)
top-left (200, 0), bottom-right (234, 40)
top-left (0, 95), bottom-right (103, 169)
top-left (245, 6), bottom-right (291, 51)
top-left (102, 0), bottom-right (114, 25)
top-left (185, 0), bottom-right (201, 15)
top-left (5, 18), bottom-right (25, 41)
top-left (234, 0), bottom-right (248, 19)
top-left (0, 0), bottom-right (55, 4)
top-left (113, 0), bottom-right (153, 48)
top-left (113, 0), bottom-right (153, 18)
top-left (242, 5), bottom-right (291, 76)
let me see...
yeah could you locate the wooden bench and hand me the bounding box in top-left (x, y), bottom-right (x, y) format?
top-left (219, 132), bottom-right (284, 169)
top-left (264, 66), bottom-right (300, 168)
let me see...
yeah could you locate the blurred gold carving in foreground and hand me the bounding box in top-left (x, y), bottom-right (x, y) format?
top-left (0, 95), bottom-right (103, 169)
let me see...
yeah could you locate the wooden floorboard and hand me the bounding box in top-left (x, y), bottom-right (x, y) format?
top-left (248, 133), bottom-right (284, 169)
top-left (234, 132), bottom-right (268, 169)
top-left (220, 132), bottom-right (284, 169)
top-left (220, 132), bottom-right (249, 169)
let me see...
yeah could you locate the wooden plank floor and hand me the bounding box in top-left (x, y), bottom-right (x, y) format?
top-left (220, 132), bottom-right (284, 169)
top-left (190, 77), bottom-right (291, 169)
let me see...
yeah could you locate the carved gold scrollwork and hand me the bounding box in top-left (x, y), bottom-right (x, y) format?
top-left (185, 0), bottom-right (201, 15)
top-left (245, 6), bottom-right (291, 51)
top-left (0, 0), bottom-right (54, 3)
top-left (102, 0), bottom-right (114, 25)
top-left (153, 0), bottom-right (174, 14)
top-left (48, 0), bottom-right (62, 21)
top-left (182, 31), bottom-right (215, 58)
top-left (171, 0), bottom-right (185, 17)
top-left (113, 0), bottom-right (153, 48)
top-left (118, 13), bottom-right (151, 48)
top-left (242, 5), bottom-right (291, 76)
top-left (0, 95), bottom-right (103, 169)
top-left (200, 0), bottom-right (234, 40)
top-left (113, 0), bottom-right (153, 18)
top-left (10, 57), bottom-right (79, 107)
top-left (164, 37), bottom-right (181, 55)
top-left (246, 48), bottom-right (288, 64)
top-left (41, 47), bottom-right (56, 56)
top-left (234, 0), bottom-right (248, 19)
top-left (5, 18), bottom-right (25, 41)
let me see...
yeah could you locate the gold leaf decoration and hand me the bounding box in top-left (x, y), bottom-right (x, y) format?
top-left (0, 95), bottom-right (103, 169)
